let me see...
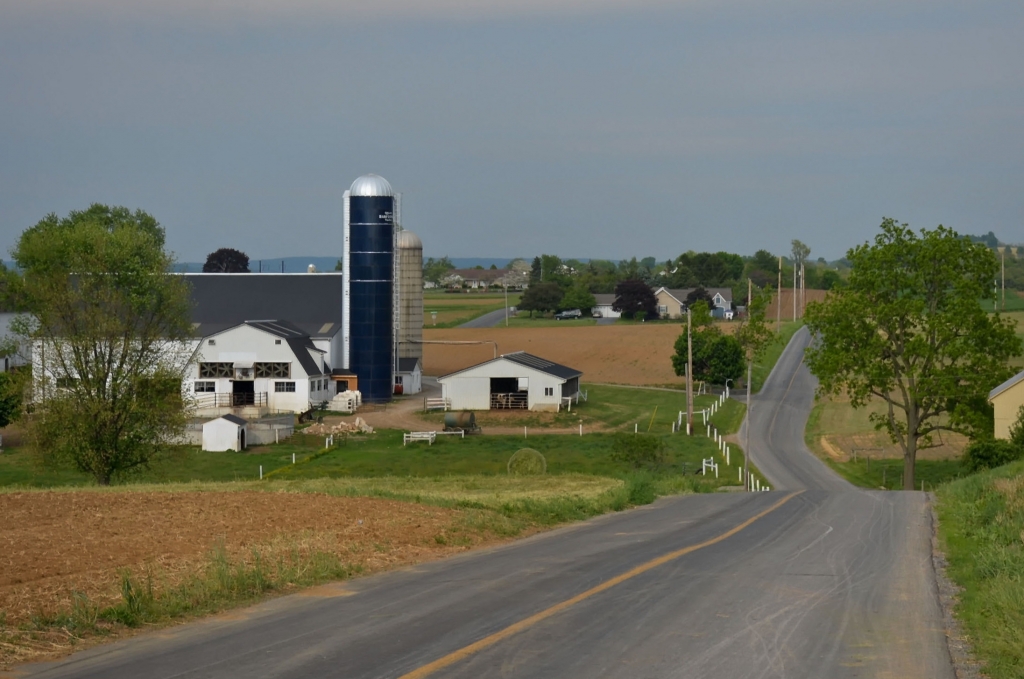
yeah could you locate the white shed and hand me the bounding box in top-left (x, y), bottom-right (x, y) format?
top-left (437, 352), bottom-right (582, 411)
top-left (396, 357), bottom-right (423, 395)
top-left (202, 414), bottom-right (248, 451)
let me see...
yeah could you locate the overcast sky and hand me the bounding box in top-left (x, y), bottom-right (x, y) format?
top-left (1, 0), bottom-right (1021, 263)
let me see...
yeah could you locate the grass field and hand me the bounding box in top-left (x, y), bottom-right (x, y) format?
top-left (423, 291), bottom-right (520, 328)
top-left (980, 289), bottom-right (1024, 313)
top-left (1003, 309), bottom-right (1024, 368)
top-left (936, 460), bottom-right (1024, 679)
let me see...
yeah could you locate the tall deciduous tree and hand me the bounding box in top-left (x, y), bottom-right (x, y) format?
top-left (804, 219), bottom-right (1022, 490)
top-left (12, 204), bottom-right (194, 485)
top-left (518, 282), bottom-right (563, 317)
top-left (203, 248), bottom-right (250, 273)
top-left (560, 284), bottom-right (596, 313)
top-left (613, 279), bottom-right (657, 320)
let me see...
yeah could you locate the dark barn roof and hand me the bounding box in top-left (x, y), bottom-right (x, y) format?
top-left (184, 273), bottom-right (342, 338)
top-left (439, 351), bottom-right (581, 381)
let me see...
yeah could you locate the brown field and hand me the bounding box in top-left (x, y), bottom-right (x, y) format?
top-left (808, 394), bottom-right (968, 462)
top-left (764, 289), bottom-right (827, 322)
top-left (0, 490), bottom-right (510, 667)
top-left (423, 324), bottom-right (690, 385)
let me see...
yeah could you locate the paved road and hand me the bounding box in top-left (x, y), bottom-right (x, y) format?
top-left (20, 330), bottom-right (953, 679)
top-left (458, 308), bottom-right (511, 328)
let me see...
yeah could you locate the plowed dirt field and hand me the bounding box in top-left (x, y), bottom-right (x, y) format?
top-left (423, 324), bottom-right (692, 384)
top-left (0, 490), bottom-right (510, 667)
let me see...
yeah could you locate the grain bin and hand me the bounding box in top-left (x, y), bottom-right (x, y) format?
top-left (343, 174), bottom-right (394, 402)
top-left (397, 229), bottom-right (423, 361)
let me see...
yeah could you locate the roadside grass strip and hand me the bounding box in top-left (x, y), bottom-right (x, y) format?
top-left (937, 460), bottom-right (1024, 679)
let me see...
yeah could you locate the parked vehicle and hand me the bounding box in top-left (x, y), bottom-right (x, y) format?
top-left (592, 311), bottom-right (603, 318)
top-left (555, 309), bottom-right (582, 320)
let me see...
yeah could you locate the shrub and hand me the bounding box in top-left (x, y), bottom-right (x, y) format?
top-left (611, 433), bottom-right (667, 470)
top-left (962, 439), bottom-right (1024, 473)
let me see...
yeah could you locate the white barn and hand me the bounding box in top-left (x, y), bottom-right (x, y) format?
top-left (395, 357), bottom-right (422, 395)
top-left (437, 352), bottom-right (582, 411)
top-left (188, 320), bottom-right (332, 416)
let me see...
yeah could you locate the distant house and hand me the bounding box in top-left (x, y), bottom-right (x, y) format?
top-left (591, 294), bottom-right (621, 319)
top-left (445, 268), bottom-right (508, 290)
top-left (653, 287), bottom-right (734, 320)
top-left (990, 369), bottom-right (1024, 439)
top-left (437, 352), bottom-right (582, 411)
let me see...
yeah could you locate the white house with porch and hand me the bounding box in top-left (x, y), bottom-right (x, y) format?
top-left (437, 352), bottom-right (582, 411)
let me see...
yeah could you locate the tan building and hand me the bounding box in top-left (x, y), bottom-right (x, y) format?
top-left (989, 370), bottom-right (1024, 439)
top-left (653, 287), bottom-right (734, 320)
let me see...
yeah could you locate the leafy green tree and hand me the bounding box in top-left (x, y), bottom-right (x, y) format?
top-left (423, 256), bottom-right (455, 285)
top-left (805, 219), bottom-right (1022, 490)
top-left (613, 279), bottom-right (657, 320)
top-left (12, 205), bottom-right (193, 485)
top-left (0, 372), bottom-right (23, 428)
top-left (202, 248), bottom-right (250, 273)
top-left (688, 300), bottom-right (714, 329)
top-left (820, 269), bottom-right (843, 290)
top-left (560, 284), bottom-right (596, 313)
top-left (518, 282), bottom-right (563, 317)
top-left (672, 327), bottom-right (743, 385)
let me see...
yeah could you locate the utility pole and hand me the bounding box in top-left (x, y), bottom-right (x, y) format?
top-left (686, 307), bottom-right (693, 435)
top-left (1002, 248), bottom-right (1006, 311)
top-left (800, 261), bottom-right (806, 318)
top-left (744, 277), bottom-right (753, 491)
top-left (792, 258), bottom-right (797, 322)
top-left (504, 283), bottom-right (509, 326)
top-left (777, 255), bottom-right (782, 332)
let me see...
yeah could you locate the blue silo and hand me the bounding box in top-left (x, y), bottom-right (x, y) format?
top-left (344, 174), bottom-right (395, 402)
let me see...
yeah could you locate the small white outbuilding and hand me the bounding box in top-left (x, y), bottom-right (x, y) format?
top-left (437, 351), bottom-right (582, 411)
top-left (202, 414), bottom-right (248, 451)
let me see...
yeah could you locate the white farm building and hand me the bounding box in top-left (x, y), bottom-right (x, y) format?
top-left (437, 352), bottom-right (582, 411)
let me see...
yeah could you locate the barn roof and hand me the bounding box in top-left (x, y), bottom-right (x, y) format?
top-left (397, 357), bottom-right (421, 373)
top-left (184, 273), bottom-right (342, 338)
top-left (438, 351), bottom-right (581, 381)
top-left (202, 320), bottom-right (325, 377)
top-left (990, 369), bottom-right (1024, 401)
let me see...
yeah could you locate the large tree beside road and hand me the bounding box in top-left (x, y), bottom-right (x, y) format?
top-left (11, 204), bottom-right (194, 485)
top-left (805, 219), bottom-right (1022, 490)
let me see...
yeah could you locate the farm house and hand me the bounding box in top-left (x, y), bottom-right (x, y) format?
top-left (437, 352), bottom-right (582, 411)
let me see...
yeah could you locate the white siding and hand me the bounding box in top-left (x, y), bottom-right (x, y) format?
top-left (189, 325), bottom-right (326, 413)
top-left (438, 358), bottom-right (571, 411)
top-left (202, 418), bottom-right (246, 451)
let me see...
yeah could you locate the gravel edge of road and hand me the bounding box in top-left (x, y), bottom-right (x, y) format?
top-left (929, 494), bottom-right (984, 679)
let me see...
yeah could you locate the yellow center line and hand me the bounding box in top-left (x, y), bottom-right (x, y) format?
top-left (398, 491), bottom-right (803, 679)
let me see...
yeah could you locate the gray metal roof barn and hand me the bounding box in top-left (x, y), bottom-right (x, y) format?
top-left (437, 352), bottom-right (582, 411)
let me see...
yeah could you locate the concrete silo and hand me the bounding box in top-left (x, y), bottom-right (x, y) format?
top-left (396, 229), bottom-right (423, 362)
top-left (343, 174), bottom-right (394, 402)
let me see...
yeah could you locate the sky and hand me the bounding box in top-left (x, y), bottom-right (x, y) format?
top-left (1, 0), bottom-right (1022, 263)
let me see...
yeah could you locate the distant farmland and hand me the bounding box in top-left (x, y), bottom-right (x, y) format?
top-left (423, 324), bottom-right (690, 385)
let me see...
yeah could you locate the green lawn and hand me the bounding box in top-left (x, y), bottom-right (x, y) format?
top-left (0, 440), bottom-right (322, 488)
top-left (825, 457), bottom-right (965, 491)
top-left (936, 460), bottom-right (1024, 678)
top-left (423, 291), bottom-right (520, 328)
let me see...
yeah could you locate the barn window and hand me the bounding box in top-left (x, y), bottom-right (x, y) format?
top-left (544, 387), bottom-right (553, 396)
top-left (255, 362), bottom-right (290, 378)
top-left (274, 381), bottom-right (296, 393)
top-left (199, 362), bottom-right (233, 378)
top-left (194, 381), bottom-right (215, 393)
top-left (55, 376), bottom-right (77, 389)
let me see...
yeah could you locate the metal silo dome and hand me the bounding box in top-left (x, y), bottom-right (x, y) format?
top-left (349, 174), bottom-right (394, 197)
top-left (397, 229), bottom-right (422, 249)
